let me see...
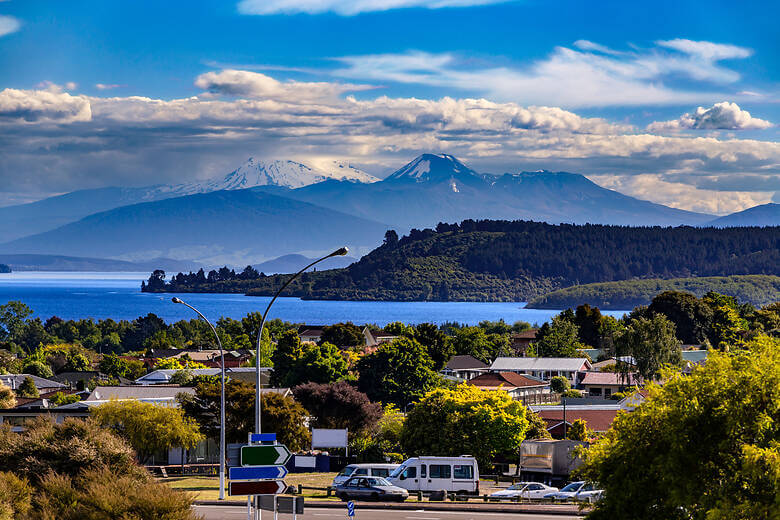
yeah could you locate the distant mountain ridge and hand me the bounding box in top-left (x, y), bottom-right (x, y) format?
top-left (707, 203), bottom-right (780, 227)
top-left (0, 254), bottom-right (196, 272)
top-left (254, 253), bottom-right (358, 274)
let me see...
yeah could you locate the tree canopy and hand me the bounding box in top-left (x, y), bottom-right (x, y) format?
top-left (578, 335), bottom-right (780, 520)
top-left (292, 381), bottom-right (383, 435)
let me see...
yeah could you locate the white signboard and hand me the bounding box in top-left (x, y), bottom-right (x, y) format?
top-left (311, 428), bottom-right (348, 448)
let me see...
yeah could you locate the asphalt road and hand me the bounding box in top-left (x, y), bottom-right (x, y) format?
top-left (194, 505), bottom-right (583, 520)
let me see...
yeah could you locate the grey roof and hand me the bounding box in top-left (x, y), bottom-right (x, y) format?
top-left (86, 386), bottom-right (195, 401)
top-left (0, 374), bottom-right (66, 390)
top-left (490, 357), bottom-right (591, 372)
top-left (444, 355), bottom-right (488, 370)
top-left (135, 367), bottom-right (272, 384)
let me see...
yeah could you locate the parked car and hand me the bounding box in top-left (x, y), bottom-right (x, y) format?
top-left (333, 476), bottom-right (409, 502)
top-left (332, 464), bottom-right (400, 486)
top-left (490, 482), bottom-right (559, 499)
top-left (544, 481), bottom-right (603, 502)
top-left (387, 455), bottom-right (480, 494)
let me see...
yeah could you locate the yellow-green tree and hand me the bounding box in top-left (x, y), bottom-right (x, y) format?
top-left (567, 418), bottom-right (592, 442)
top-left (0, 382), bottom-right (15, 409)
top-left (153, 356), bottom-right (207, 370)
top-left (401, 384), bottom-right (529, 467)
top-left (92, 400), bottom-right (203, 464)
top-left (578, 335), bottom-right (780, 520)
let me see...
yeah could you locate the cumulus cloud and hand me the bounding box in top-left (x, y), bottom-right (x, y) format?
top-left (0, 87), bottom-right (91, 123)
top-left (647, 102), bottom-right (773, 132)
top-left (237, 0), bottom-right (509, 16)
top-left (0, 15), bottom-right (20, 37)
top-left (0, 70), bottom-right (778, 215)
top-left (194, 69), bottom-right (373, 102)
top-left (333, 39), bottom-right (754, 107)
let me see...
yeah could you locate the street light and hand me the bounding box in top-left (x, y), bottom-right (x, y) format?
top-left (255, 247), bottom-right (348, 435)
top-left (172, 297), bottom-right (227, 500)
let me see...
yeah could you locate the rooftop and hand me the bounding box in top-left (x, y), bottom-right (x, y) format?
top-left (490, 357), bottom-right (591, 372)
top-left (468, 372), bottom-right (548, 389)
top-left (0, 374), bottom-right (66, 390)
top-left (580, 372), bottom-right (641, 386)
top-left (534, 408), bottom-right (623, 432)
top-left (444, 355), bottom-right (488, 370)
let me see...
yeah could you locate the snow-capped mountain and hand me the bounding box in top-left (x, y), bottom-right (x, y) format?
top-left (385, 153), bottom-right (479, 183)
top-left (151, 158), bottom-right (379, 198)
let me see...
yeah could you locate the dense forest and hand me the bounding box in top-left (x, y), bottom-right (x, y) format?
top-left (0, 264), bottom-right (10, 273)
top-left (526, 275), bottom-right (780, 309)
top-left (143, 220), bottom-right (780, 302)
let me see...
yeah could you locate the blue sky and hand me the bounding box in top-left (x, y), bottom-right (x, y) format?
top-left (0, 0), bottom-right (778, 213)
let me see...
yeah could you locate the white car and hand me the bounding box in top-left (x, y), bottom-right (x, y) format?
top-left (490, 482), bottom-right (558, 499)
top-left (544, 481), bottom-right (603, 502)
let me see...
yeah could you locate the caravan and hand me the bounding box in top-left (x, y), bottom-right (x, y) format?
top-left (387, 456), bottom-right (479, 494)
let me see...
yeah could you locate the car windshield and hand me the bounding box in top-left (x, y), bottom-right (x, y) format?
top-left (389, 465), bottom-right (406, 478)
top-left (338, 467), bottom-right (356, 477)
top-left (367, 477), bottom-right (391, 486)
top-left (560, 482), bottom-right (583, 492)
top-left (507, 483), bottom-right (527, 490)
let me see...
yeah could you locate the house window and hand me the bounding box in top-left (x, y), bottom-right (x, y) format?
top-left (589, 388), bottom-right (602, 397)
top-left (604, 388), bottom-right (612, 397)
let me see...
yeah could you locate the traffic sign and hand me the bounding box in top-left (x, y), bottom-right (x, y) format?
top-left (240, 444), bottom-right (291, 466)
top-left (347, 501), bottom-right (355, 517)
top-left (228, 480), bottom-right (286, 496)
top-left (250, 433), bottom-right (277, 443)
top-left (229, 465), bottom-right (288, 480)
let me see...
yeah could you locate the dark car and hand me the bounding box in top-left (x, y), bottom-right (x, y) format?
top-left (333, 476), bottom-right (409, 502)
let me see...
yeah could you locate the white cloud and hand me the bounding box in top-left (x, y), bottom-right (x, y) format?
top-left (333, 39), bottom-right (755, 107)
top-left (0, 15), bottom-right (20, 37)
top-left (0, 70), bottom-right (778, 215)
top-left (237, 0), bottom-right (510, 16)
top-left (647, 102), bottom-right (773, 132)
top-left (0, 88), bottom-right (92, 123)
top-left (96, 83), bottom-right (122, 90)
top-left (589, 173), bottom-right (773, 215)
top-left (194, 69), bottom-right (373, 102)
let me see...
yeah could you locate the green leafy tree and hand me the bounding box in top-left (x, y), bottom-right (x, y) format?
top-left (614, 314), bottom-right (682, 381)
top-left (99, 353), bottom-right (131, 378)
top-left (21, 360), bottom-right (53, 379)
top-left (17, 376), bottom-right (39, 398)
top-left (0, 301), bottom-right (32, 344)
top-left (91, 400), bottom-right (203, 464)
top-left (567, 418), bottom-right (592, 441)
top-left (579, 335), bottom-right (780, 520)
top-left (49, 392), bottom-right (81, 406)
top-left (270, 330), bottom-right (349, 387)
top-left (648, 291), bottom-right (713, 344)
top-left (531, 315), bottom-right (584, 357)
top-left (319, 322), bottom-right (364, 348)
top-left (549, 375), bottom-right (571, 394)
top-left (446, 326), bottom-right (511, 363)
top-left (178, 379), bottom-right (310, 451)
top-left (400, 384), bottom-right (529, 467)
top-left (525, 411), bottom-right (552, 440)
top-left (410, 323), bottom-right (452, 370)
top-left (356, 337), bottom-right (442, 406)
top-left (292, 381), bottom-right (383, 435)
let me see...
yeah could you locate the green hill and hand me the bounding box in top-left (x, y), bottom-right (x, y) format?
top-left (144, 220), bottom-right (780, 302)
top-left (526, 275), bottom-right (780, 309)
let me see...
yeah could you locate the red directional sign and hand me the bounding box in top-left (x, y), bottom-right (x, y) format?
top-left (228, 480), bottom-right (287, 496)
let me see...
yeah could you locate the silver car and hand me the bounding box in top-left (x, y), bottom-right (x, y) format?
top-left (334, 476), bottom-right (409, 502)
top-left (490, 482), bottom-right (559, 499)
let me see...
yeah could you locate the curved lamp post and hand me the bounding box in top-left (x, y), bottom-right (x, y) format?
top-left (255, 247), bottom-right (348, 435)
top-left (171, 297), bottom-right (227, 500)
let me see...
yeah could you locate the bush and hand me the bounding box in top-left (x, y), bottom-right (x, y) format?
top-left (562, 389), bottom-right (583, 398)
top-left (550, 375), bottom-right (571, 394)
top-left (0, 472), bottom-right (32, 520)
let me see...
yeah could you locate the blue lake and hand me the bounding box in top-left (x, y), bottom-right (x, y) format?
top-left (0, 272), bottom-right (630, 325)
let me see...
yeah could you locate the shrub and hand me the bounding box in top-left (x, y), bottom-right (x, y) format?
top-left (0, 472), bottom-right (32, 520)
top-left (562, 389), bottom-right (583, 398)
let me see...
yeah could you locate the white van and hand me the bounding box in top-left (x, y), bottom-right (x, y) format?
top-left (387, 456), bottom-right (480, 494)
top-left (332, 463), bottom-right (401, 486)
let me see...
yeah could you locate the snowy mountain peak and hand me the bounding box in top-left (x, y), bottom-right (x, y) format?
top-left (149, 158), bottom-right (378, 199)
top-left (385, 153), bottom-right (479, 183)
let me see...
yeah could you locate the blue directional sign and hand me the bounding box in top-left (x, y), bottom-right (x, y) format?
top-left (347, 501), bottom-right (355, 517)
top-left (229, 465), bottom-right (288, 480)
top-left (250, 433), bottom-right (277, 443)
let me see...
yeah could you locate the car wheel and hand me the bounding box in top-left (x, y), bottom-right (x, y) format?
top-left (371, 492), bottom-right (379, 501)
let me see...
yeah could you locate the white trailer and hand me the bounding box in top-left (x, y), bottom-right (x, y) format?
top-left (387, 455), bottom-right (479, 494)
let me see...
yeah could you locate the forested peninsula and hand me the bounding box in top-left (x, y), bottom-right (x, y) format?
top-left (142, 220), bottom-right (780, 302)
top-left (525, 275), bottom-right (780, 309)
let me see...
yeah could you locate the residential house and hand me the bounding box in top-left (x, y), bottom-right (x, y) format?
top-left (169, 349), bottom-right (252, 368)
top-left (440, 355), bottom-right (488, 380)
top-left (51, 371), bottom-right (133, 389)
top-left (489, 357), bottom-right (592, 386)
top-left (467, 372), bottom-right (550, 401)
top-left (530, 404), bottom-right (623, 438)
top-left (0, 374), bottom-right (66, 394)
top-left (134, 367), bottom-right (271, 385)
top-left (509, 329), bottom-right (538, 356)
top-left (298, 325), bottom-right (327, 344)
top-left (363, 328), bottom-right (398, 347)
top-left (580, 372), bottom-right (642, 398)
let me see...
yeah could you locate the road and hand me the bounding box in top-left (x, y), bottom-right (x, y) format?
top-left (194, 505), bottom-right (583, 520)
